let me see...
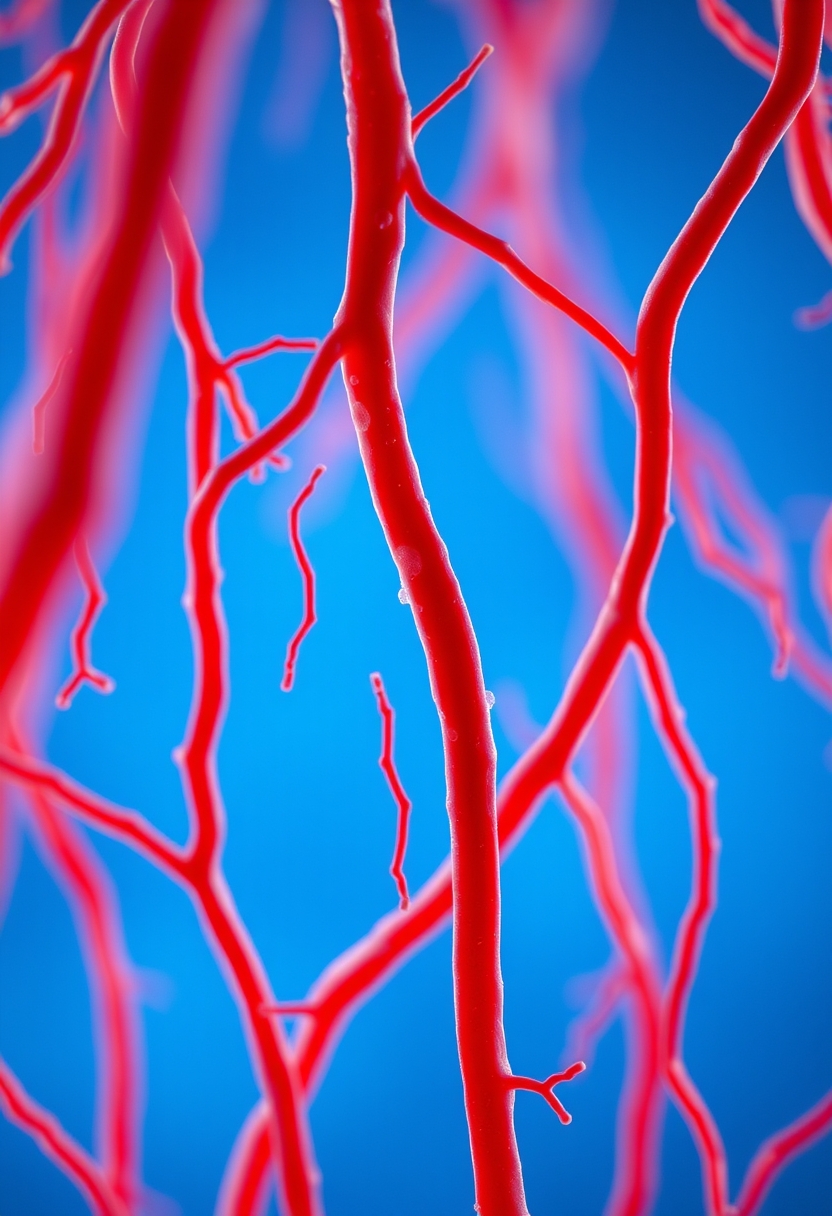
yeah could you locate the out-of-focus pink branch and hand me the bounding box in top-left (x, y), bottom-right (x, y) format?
top-left (0, 1056), bottom-right (128, 1216)
top-left (0, 0), bottom-right (52, 45)
top-left (634, 625), bottom-right (728, 1216)
top-left (562, 962), bottom-right (627, 1067)
top-left (22, 786), bottom-right (143, 1209)
top-left (0, 747), bottom-right (187, 876)
top-left (812, 504), bottom-right (832, 636)
top-left (0, 0), bottom-right (133, 270)
top-left (697, 0), bottom-right (777, 76)
top-left (214, 1103), bottom-right (274, 1216)
top-left (674, 405), bottom-right (832, 704)
top-left (370, 671), bottom-right (413, 911)
top-left (734, 1088), bottom-right (832, 1216)
top-left (699, 0), bottom-right (832, 323)
top-left (281, 465), bottom-right (326, 692)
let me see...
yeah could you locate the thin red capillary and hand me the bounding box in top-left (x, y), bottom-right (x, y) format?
top-left (281, 465), bottom-right (326, 692)
top-left (411, 42), bottom-right (493, 138)
top-left (225, 334), bottom-right (319, 369)
top-left (369, 671), bottom-right (413, 910)
top-left (55, 536), bottom-right (115, 710)
top-left (0, 747), bottom-right (188, 876)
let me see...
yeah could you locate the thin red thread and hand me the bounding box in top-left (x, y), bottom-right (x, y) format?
top-left (281, 464), bottom-right (326, 692)
top-left (411, 43), bottom-right (493, 138)
top-left (369, 671), bottom-right (413, 910)
top-left (55, 537), bottom-right (115, 710)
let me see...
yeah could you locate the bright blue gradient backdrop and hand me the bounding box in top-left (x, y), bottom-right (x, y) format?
top-left (0, 1), bottom-right (830, 1213)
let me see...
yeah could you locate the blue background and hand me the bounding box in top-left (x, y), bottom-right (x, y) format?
top-left (1, 1), bottom-right (831, 1213)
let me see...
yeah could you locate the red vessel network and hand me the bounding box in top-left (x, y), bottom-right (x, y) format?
top-left (0, 2), bottom-right (830, 1215)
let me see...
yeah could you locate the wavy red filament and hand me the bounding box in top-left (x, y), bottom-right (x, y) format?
top-left (369, 671), bottom-right (412, 910)
top-left (281, 464), bottom-right (326, 693)
top-left (55, 536), bottom-right (115, 710)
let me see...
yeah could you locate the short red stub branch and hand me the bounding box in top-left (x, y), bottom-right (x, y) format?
top-left (370, 671), bottom-right (413, 910)
top-left (506, 1061), bottom-right (586, 1126)
top-left (281, 464), bottom-right (326, 692)
top-left (223, 334), bottom-right (319, 370)
top-left (56, 537), bottom-right (115, 710)
top-left (411, 43), bottom-right (493, 139)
